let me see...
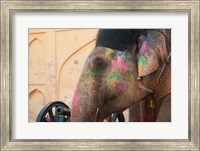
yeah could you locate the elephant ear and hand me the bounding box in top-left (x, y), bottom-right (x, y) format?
top-left (137, 30), bottom-right (168, 77)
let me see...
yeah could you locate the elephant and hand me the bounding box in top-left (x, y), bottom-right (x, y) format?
top-left (128, 29), bottom-right (171, 122)
top-left (71, 29), bottom-right (171, 122)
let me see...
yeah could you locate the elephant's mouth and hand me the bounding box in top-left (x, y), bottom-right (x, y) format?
top-left (85, 78), bottom-right (154, 122)
top-left (93, 107), bottom-right (111, 122)
top-left (90, 107), bottom-right (103, 122)
top-left (92, 103), bottom-right (110, 122)
top-left (93, 95), bottom-right (124, 122)
top-left (97, 84), bottom-right (153, 122)
top-left (91, 88), bottom-right (120, 121)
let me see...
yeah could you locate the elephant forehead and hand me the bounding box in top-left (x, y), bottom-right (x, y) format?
top-left (87, 47), bottom-right (134, 73)
top-left (92, 47), bottom-right (111, 56)
top-left (112, 57), bottom-right (129, 70)
top-left (92, 47), bottom-right (128, 58)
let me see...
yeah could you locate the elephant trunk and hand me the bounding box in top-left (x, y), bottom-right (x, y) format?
top-left (71, 78), bottom-right (100, 122)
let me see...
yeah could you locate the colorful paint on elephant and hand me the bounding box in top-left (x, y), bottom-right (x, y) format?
top-left (89, 66), bottom-right (95, 75)
top-left (106, 48), bottom-right (112, 56)
top-left (112, 58), bottom-right (128, 70)
top-left (138, 41), bottom-right (153, 57)
top-left (144, 33), bottom-right (154, 41)
top-left (138, 56), bottom-right (146, 76)
top-left (122, 53), bottom-right (128, 63)
top-left (82, 47), bottom-right (136, 96)
top-left (106, 73), bottom-right (132, 92)
top-left (116, 51), bottom-right (126, 57)
top-left (125, 72), bottom-right (135, 96)
top-left (107, 73), bottom-right (122, 82)
top-left (72, 88), bottom-right (80, 116)
top-left (137, 40), bottom-right (155, 77)
top-left (106, 71), bottom-right (135, 95)
top-left (104, 48), bottom-right (135, 93)
top-left (107, 73), bottom-right (122, 89)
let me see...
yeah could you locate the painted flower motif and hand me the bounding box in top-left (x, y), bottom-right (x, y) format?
top-left (106, 71), bottom-right (135, 93)
top-left (107, 73), bottom-right (122, 90)
top-left (107, 73), bottom-right (122, 82)
top-left (138, 41), bottom-right (153, 56)
top-left (112, 58), bottom-right (128, 70)
top-left (107, 77), bottom-right (129, 92)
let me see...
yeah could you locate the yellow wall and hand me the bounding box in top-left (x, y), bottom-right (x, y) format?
top-left (29, 29), bottom-right (98, 122)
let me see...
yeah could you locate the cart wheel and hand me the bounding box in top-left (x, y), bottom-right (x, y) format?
top-left (110, 112), bottom-right (125, 122)
top-left (36, 101), bottom-right (71, 122)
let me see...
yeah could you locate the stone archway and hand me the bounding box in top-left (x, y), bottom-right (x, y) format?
top-left (29, 89), bottom-right (45, 122)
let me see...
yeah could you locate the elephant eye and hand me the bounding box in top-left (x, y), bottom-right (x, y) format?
top-left (94, 57), bottom-right (108, 75)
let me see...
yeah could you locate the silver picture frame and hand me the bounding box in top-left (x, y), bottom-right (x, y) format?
top-left (1, 0), bottom-right (199, 150)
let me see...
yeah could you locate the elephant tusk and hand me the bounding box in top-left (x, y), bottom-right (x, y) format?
top-left (137, 82), bottom-right (154, 93)
top-left (94, 107), bottom-right (99, 122)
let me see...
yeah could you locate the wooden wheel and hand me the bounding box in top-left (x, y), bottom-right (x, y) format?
top-left (36, 101), bottom-right (71, 122)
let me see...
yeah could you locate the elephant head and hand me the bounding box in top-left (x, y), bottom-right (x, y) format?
top-left (71, 29), bottom-right (171, 122)
top-left (136, 29), bottom-right (171, 101)
top-left (129, 29), bottom-right (171, 122)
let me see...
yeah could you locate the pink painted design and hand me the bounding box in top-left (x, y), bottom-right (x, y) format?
top-left (72, 89), bottom-right (80, 109)
top-left (111, 80), bottom-right (117, 87)
top-left (138, 41), bottom-right (153, 57)
top-left (108, 76), bottom-right (130, 92)
top-left (116, 82), bottom-right (129, 91)
top-left (112, 58), bottom-right (128, 70)
top-left (141, 41), bottom-right (151, 51)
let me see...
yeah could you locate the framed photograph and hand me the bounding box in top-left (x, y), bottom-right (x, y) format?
top-left (1, 0), bottom-right (199, 150)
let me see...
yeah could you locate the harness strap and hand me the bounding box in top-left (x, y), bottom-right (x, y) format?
top-left (156, 52), bottom-right (171, 85)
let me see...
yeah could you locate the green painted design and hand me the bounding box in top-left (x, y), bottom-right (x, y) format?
top-left (123, 54), bottom-right (128, 62)
top-left (138, 56), bottom-right (146, 65)
top-left (89, 67), bottom-right (95, 74)
top-left (107, 73), bottom-right (122, 82)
